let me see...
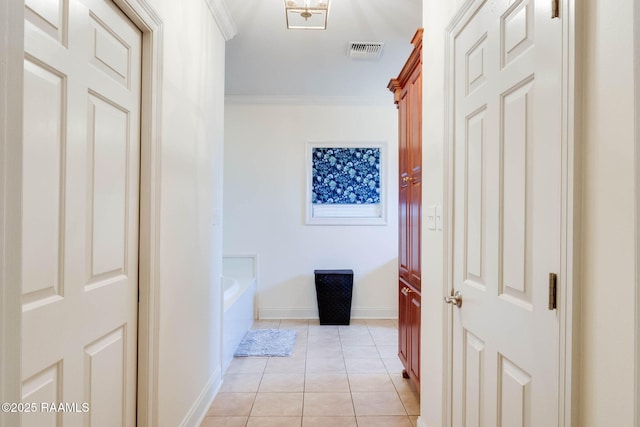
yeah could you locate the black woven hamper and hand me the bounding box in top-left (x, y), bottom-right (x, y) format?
top-left (314, 269), bottom-right (354, 325)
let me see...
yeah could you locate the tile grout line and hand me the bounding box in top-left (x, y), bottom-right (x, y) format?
top-left (339, 323), bottom-right (359, 427)
top-left (302, 319), bottom-right (309, 426)
top-left (245, 320), bottom-right (276, 425)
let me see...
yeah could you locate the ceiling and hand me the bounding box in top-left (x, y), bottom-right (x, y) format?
top-left (224, 0), bottom-right (423, 103)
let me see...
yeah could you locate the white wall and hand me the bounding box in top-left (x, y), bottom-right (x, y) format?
top-left (224, 103), bottom-right (399, 320)
top-left (145, 0), bottom-right (227, 425)
top-left (580, 0), bottom-right (636, 424)
top-left (420, 1), bottom-right (464, 426)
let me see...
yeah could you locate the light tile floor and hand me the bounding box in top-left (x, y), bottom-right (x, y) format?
top-left (201, 319), bottom-right (419, 427)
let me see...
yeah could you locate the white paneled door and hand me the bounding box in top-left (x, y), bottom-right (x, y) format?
top-left (449, 0), bottom-right (562, 425)
top-left (22, 0), bottom-right (141, 425)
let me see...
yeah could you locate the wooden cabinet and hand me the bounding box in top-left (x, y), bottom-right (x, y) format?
top-left (398, 281), bottom-right (421, 383)
top-left (389, 29), bottom-right (422, 391)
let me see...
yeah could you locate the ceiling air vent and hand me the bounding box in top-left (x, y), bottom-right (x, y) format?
top-left (348, 42), bottom-right (384, 60)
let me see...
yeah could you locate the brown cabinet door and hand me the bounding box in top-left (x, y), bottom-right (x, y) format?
top-left (398, 281), bottom-right (410, 368)
top-left (407, 64), bottom-right (422, 292)
top-left (399, 186), bottom-right (410, 283)
top-left (409, 291), bottom-right (421, 383)
top-left (398, 63), bottom-right (422, 292)
top-left (398, 91), bottom-right (410, 283)
top-left (408, 176), bottom-right (421, 290)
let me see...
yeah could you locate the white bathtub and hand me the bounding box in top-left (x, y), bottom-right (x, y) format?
top-left (223, 277), bottom-right (242, 311)
top-left (222, 255), bottom-right (257, 373)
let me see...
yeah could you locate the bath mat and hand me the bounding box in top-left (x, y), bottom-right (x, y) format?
top-left (234, 329), bottom-right (296, 357)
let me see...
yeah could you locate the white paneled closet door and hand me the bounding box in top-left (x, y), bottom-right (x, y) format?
top-left (22, 0), bottom-right (141, 425)
top-left (449, 0), bottom-right (563, 425)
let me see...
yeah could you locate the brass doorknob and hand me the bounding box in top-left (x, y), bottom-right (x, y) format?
top-left (444, 290), bottom-right (462, 308)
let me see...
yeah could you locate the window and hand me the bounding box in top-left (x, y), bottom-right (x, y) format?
top-left (305, 141), bottom-right (387, 225)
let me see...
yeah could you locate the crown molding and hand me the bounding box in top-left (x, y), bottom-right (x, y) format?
top-left (224, 95), bottom-right (395, 106)
top-left (204, 0), bottom-right (237, 41)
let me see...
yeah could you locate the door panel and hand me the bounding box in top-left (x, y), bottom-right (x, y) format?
top-left (25, 0), bottom-right (68, 45)
top-left (465, 108), bottom-right (485, 287)
top-left (408, 67), bottom-right (422, 176)
top-left (398, 91), bottom-right (410, 282)
top-left (500, 79), bottom-right (534, 305)
top-left (398, 282), bottom-right (409, 367)
top-left (84, 326), bottom-right (127, 425)
top-left (398, 92), bottom-right (409, 182)
top-left (22, 362), bottom-right (63, 426)
top-left (409, 292), bottom-right (420, 382)
top-left (22, 59), bottom-right (65, 309)
top-left (463, 331), bottom-right (484, 427)
top-left (408, 67), bottom-right (422, 290)
top-left (87, 93), bottom-right (129, 282)
top-left (498, 356), bottom-right (531, 426)
top-left (409, 178), bottom-right (421, 289)
top-left (22, 0), bottom-right (141, 425)
top-left (450, 0), bottom-right (561, 425)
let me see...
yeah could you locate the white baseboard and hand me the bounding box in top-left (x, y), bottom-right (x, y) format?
top-left (259, 307), bottom-right (316, 319)
top-left (258, 307), bottom-right (397, 319)
top-left (180, 365), bottom-right (223, 427)
top-left (351, 308), bottom-right (398, 318)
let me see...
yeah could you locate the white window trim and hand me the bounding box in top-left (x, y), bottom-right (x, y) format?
top-left (305, 141), bottom-right (388, 226)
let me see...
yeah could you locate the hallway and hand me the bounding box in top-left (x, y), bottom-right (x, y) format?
top-left (201, 319), bottom-right (419, 427)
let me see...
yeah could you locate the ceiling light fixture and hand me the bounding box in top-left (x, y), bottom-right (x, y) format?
top-left (285, 0), bottom-right (329, 30)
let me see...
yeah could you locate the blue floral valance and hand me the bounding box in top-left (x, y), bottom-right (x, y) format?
top-left (311, 147), bottom-right (381, 205)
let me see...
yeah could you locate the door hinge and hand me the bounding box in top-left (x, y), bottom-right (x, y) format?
top-left (548, 273), bottom-right (557, 310)
top-left (551, 0), bottom-right (560, 19)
